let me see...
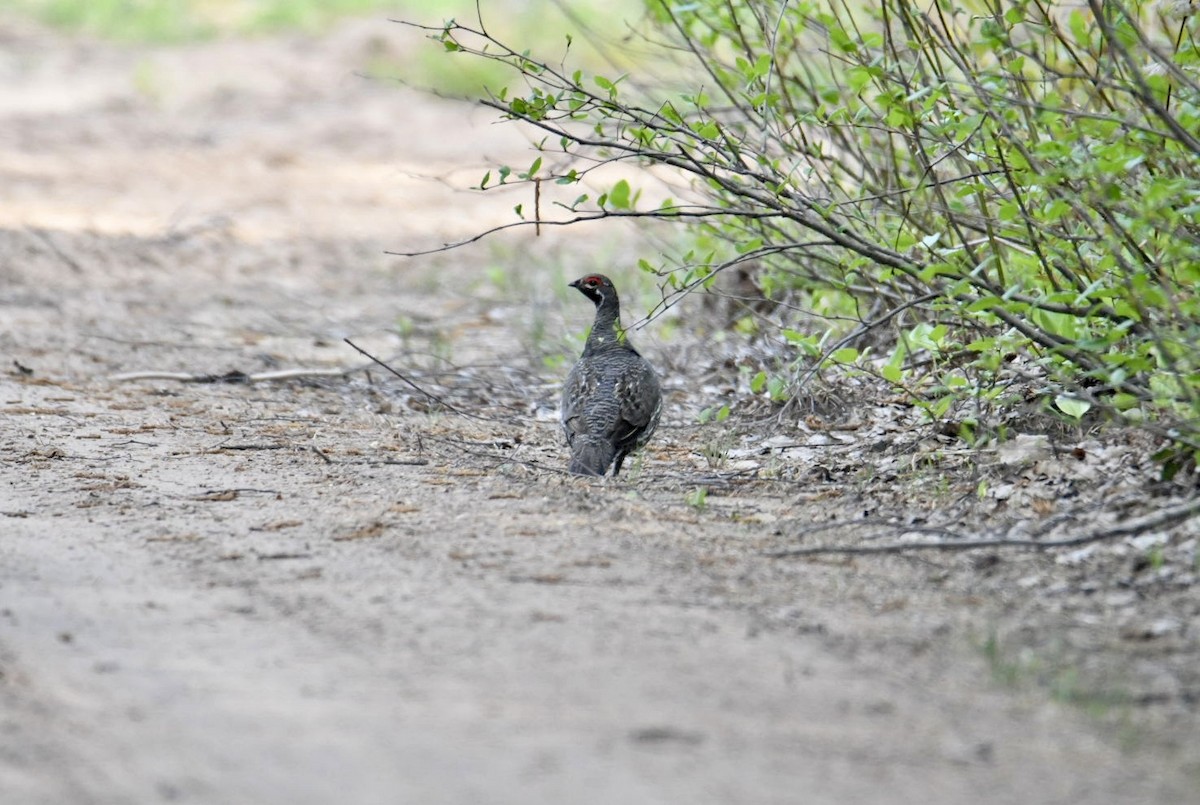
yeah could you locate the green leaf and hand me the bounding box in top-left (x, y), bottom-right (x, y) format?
top-left (964, 338), bottom-right (993, 353)
top-left (782, 329), bottom-right (821, 357)
top-left (829, 27), bottom-right (857, 53)
top-left (1054, 395), bottom-right (1091, 420)
top-left (750, 370), bottom-right (767, 394)
top-left (609, 179), bottom-right (632, 210)
top-left (781, 329), bottom-right (806, 343)
top-left (832, 347), bottom-right (859, 364)
top-left (1108, 393), bottom-right (1138, 411)
top-left (847, 66), bottom-right (874, 93)
top-left (593, 73), bottom-right (626, 99)
top-left (965, 296), bottom-right (1004, 313)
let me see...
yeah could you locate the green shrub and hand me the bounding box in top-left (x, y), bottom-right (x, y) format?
top-left (422, 0), bottom-right (1200, 467)
top-left (10, 0), bottom-right (408, 41)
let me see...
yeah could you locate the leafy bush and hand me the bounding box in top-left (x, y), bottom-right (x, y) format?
top-left (420, 0), bottom-right (1200, 468)
top-left (12, 0), bottom-right (414, 41)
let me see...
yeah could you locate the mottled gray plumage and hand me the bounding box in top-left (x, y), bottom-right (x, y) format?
top-left (561, 274), bottom-right (662, 476)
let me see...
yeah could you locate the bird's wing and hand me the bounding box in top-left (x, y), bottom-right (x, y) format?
top-left (617, 360), bottom-right (661, 427)
top-left (609, 358), bottom-right (661, 451)
top-left (561, 360), bottom-right (598, 444)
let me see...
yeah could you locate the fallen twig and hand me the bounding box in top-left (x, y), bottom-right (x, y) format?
top-left (208, 443), bottom-right (289, 451)
top-left (111, 367), bottom-right (364, 383)
top-left (764, 496), bottom-right (1200, 558)
top-left (343, 338), bottom-right (501, 422)
top-left (255, 552), bottom-right (313, 561)
top-left (428, 435), bottom-right (569, 475)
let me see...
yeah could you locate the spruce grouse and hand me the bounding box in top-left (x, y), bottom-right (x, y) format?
top-left (561, 274), bottom-right (662, 476)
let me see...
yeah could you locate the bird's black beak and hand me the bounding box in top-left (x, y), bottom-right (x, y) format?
top-left (568, 279), bottom-right (581, 289)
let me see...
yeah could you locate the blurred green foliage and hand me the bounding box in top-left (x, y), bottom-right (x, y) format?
top-left (435, 0), bottom-right (1200, 463)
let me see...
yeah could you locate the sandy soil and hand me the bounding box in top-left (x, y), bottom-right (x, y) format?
top-left (1, 12), bottom-right (1198, 805)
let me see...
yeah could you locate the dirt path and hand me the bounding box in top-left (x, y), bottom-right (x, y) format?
top-left (1, 14), bottom-right (1197, 804)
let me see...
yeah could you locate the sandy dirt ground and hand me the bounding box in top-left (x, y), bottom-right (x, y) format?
top-left (1, 12), bottom-right (1198, 805)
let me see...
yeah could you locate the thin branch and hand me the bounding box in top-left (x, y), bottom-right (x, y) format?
top-left (384, 207), bottom-right (759, 258)
top-left (343, 338), bottom-right (499, 422)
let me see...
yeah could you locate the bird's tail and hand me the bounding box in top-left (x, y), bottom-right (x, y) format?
top-left (568, 437), bottom-right (615, 476)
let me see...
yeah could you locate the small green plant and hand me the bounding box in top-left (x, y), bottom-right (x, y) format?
top-left (981, 631), bottom-right (1025, 689)
top-left (697, 404), bottom-right (730, 424)
top-left (699, 434), bottom-right (732, 469)
top-left (749, 370), bottom-right (789, 404)
top-left (686, 486), bottom-right (708, 510)
top-left (541, 353), bottom-right (568, 372)
top-left (393, 314), bottom-right (417, 342)
top-left (1146, 544), bottom-right (1166, 572)
top-left (981, 630), bottom-right (1134, 722)
top-left (429, 330), bottom-right (454, 366)
top-left (131, 59), bottom-right (165, 103)
top-left (623, 452), bottom-right (648, 481)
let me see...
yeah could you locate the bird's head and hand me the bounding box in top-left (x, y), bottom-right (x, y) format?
top-left (569, 274), bottom-right (617, 307)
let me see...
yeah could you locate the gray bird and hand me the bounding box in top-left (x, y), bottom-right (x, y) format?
top-left (561, 274), bottom-right (662, 476)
